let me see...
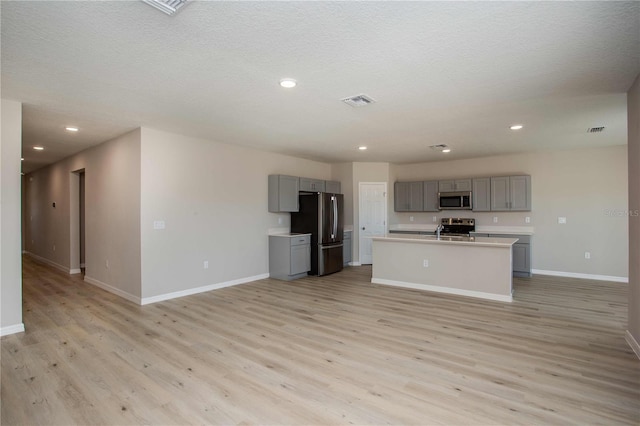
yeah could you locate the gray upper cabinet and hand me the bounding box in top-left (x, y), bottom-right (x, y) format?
top-left (268, 175), bottom-right (299, 212)
top-left (491, 175), bottom-right (531, 211)
top-left (299, 178), bottom-right (326, 192)
top-left (423, 180), bottom-right (439, 212)
top-left (439, 179), bottom-right (472, 192)
top-left (394, 181), bottom-right (423, 211)
top-left (472, 178), bottom-right (491, 211)
top-left (325, 180), bottom-right (341, 194)
top-left (509, 175), bottom-right (532, 211)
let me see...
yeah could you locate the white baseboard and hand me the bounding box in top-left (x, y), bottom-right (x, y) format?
top-left (532, 269), bottom-right (628, 283)
top-left (371, 278), bottom-right (513, 303)
top-left (83, 275), bottom-right (141, 305)
top-left (141, 273), bottom-right (270, 305)
top-left (25, 252), bottom-right (75, 275)
top-left (1, 323), bottom-right (25, 336)
top-left (625, 330), bottom-right (640, 360)
top-left (70, 268), bottom-right (81, 274)
top-left (350, 261), bottom-right (362, 266)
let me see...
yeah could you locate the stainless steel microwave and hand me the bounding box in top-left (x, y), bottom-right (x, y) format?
top-left (438, 191), bottom-right (472, 210)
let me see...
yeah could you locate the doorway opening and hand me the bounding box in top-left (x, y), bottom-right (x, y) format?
top-left (70, 169), bottom-right (85, 275)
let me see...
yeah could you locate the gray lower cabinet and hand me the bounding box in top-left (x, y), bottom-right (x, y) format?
top-left (423, 180), bottom-right (439, 211)
top-left (470, 233), bottom-right (532, 277)
top-left (472, 178), bottom-right (491, 211)
top-left (491, 175), bottom-right (531, 211)
top-left (394, 181), bottom-right (423, 211)
top-left (299, 178), bottom-right (326, 192)
top-left (343, 230), bottom-right (352, 265)
top-left (269, 234), bottom-right (311, 280)
top-left (268, 175), bottom-right (299, 212)
top-left (325, 180), bottom-right (341, 193)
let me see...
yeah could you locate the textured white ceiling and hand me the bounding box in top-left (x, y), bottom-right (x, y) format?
top-left (2, 1), bottom-right (638, 173)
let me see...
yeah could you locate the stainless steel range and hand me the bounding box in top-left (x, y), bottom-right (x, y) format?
top-left (439, 218), bottom-right (475, 236)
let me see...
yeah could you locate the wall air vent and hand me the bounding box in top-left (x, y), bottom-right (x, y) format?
top-left (587, 126), bottom-right (605, 133)
top-left (341, 94), bottom-right (376, 108)
top-left (142, 0), bottom-right (189, 15)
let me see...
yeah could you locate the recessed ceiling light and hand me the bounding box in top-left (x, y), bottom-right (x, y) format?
top-left (358, 146), bottom-right (367, 151)
top-left (510, 124), bottom-right (524, 130)
top-left (65, 126), bottom-right (79, 132)
top-left (33, 146), bottom-right (44, 151)
top-left (279, 78), bottom-right (297, 88)
top-left (442, 149), bottom-right (451, 153)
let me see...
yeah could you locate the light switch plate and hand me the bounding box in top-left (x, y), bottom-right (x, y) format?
top-left (558, 217), bottom-right (567, 224)
top-left (525, 217), bottom-right (531, 223)
top-left (153, 220), bottom-right (166, 230)
top-left (493, 217), bottom-right (498, 223)
top-left (410, 216), bottom-right (414, 222)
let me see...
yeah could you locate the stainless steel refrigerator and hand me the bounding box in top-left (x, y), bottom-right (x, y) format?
top-left (291, 192), bottom-right (344, 276)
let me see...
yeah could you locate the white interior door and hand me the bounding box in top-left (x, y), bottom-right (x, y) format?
top-left (359, 182), bottom-right (387, 265)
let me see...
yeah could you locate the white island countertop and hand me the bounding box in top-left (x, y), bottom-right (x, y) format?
top-left (374, 233), bottom-right (518, 248)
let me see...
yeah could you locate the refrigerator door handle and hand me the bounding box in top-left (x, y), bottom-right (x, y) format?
top-left (321, 244), bottom-right (343, 249)
top-left (332, 196), bottom-right (338, 240)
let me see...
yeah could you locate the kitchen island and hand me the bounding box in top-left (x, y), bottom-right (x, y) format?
top-left (371, 234), bottom-right (518, 302)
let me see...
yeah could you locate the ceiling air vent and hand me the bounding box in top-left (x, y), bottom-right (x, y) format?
top-left (429, 144), bottom-right (448, 150)
top-left (341, 94), bottom-right (376, 108)
top-left (142, 0), bottom-right (189, 15)
top-left (587, 126), bottom-right (605, 133)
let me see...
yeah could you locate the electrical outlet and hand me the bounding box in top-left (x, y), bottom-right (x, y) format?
top-left (493, 217), bottom-right (498, 223)
top-left (204, 260), bottom-right (209, 269)
top-left (410, 216), bottom-right (414, 222)
top-left (525, 217), bottom-right (530, 223)
top-left (153, 220), bottom-right (165, 230)
top-left (423, 259), bottom-right (429, 268)
top-left (278, 217), bottom-right (283, 225)
top-left (432, 216), bottom-right (437, 222)
top-left (105, 259), bottom-right (109, 268)
top-left (584, 252), bottom-right (591, 259)
top-left (558, 217), bottom-right (567, 224)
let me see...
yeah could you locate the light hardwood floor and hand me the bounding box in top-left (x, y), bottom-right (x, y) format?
top-left (2, 255), bottom-right (639, 425)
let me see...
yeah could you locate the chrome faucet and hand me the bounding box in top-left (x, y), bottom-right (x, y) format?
top-left (436, 224), bottom-right (444, 239)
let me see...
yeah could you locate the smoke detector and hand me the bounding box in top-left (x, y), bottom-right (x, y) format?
top-left (142, 0), bottom-right (189, 15)
top-left (587, 126), bottom-right (605, 133)
top-left (341, 94), bottom-right (376, 108)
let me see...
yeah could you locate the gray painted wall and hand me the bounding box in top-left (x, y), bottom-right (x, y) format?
top-left (628, 74), bottom-right (639, 348)
top-left (23, 129), bottom-right (142, 299)
top-left (1, 99), bottom-right (23, 334)
top-left (139, 127), bottom-right (331, 299)
top-left (390, 146), bottom-right (629, 278)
